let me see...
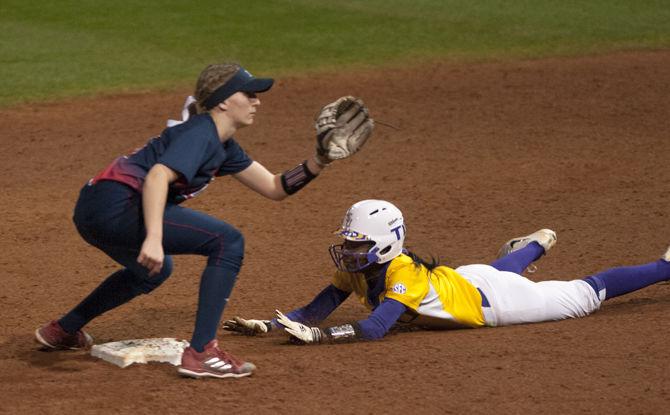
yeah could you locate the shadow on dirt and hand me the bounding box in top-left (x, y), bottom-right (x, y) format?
top-left (0, 333), bottom-right (95, 372)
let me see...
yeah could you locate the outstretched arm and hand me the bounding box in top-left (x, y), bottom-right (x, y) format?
top-left (233, 158), bottom-right (324, 201)
top-left (357, 298), bottom-right (407, 340)
top-left (276, 298), bottom-right (407, 344)
top-left (223, 284), bottom-right (350, 335)
top-left (276, 284), bottom-right (351, 326)
top-left (233, 96), bottom-right (374, 200)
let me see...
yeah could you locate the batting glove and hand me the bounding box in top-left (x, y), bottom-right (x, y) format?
top-left (275, 310), bottom-right (324, 345)
top-left (222, 316), bottom-right (272, 336)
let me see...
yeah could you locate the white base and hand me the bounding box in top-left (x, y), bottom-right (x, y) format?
top-left (91, 338), bottom-right (190, 368)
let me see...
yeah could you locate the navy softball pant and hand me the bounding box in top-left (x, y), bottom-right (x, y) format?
top-left (59, 180), bottom-right (243, 351)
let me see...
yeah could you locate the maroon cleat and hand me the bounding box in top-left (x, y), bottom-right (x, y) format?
top-left (178, 339), bottom-right (255, 379)
top-left (35, 320), bottom-right (94, 350)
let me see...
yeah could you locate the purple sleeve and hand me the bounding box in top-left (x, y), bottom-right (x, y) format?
top-left (357, 298), bottom-right (407, 340)
top-left (273, 284), bottom-right (350, 326)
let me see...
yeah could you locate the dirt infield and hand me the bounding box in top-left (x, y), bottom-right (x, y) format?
top-left (1, 51), bottom-right (669, 414)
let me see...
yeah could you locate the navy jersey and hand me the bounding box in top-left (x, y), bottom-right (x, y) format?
top-left (91, 113), bottom-right (253, 203)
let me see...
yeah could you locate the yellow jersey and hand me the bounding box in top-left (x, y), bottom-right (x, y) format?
top-left (332, 254), bottom-right (486, 328)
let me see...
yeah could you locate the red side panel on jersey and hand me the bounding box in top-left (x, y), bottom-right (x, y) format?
top-left (90, 156), bottom-right (146, 192)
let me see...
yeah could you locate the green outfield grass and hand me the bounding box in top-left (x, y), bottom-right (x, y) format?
top-left (1, 0), bottom-right (669, 105)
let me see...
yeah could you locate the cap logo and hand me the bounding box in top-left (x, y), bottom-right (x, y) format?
top-left (340, 230), bottom-right (368, 240)
top-left (343, 210), bottom-right (353, 228)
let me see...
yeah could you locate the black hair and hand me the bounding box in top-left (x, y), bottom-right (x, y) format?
top-left (405, 250), bottom-right (442, 271)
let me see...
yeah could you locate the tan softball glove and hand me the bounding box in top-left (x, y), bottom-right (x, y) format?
top-left (314, 96), bottom-right (374, 166)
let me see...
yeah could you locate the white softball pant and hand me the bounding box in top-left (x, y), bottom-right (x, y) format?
top-left (456, 264), bottom-right (604, 327)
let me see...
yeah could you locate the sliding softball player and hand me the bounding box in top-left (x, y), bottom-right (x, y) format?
top-left (224, 199), bottom-right (670, 344)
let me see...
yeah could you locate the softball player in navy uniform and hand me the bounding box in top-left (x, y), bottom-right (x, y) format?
top-left (224, 199), bottom-right (670, 344)
top-left (34, 63), bottom-right (373, 378)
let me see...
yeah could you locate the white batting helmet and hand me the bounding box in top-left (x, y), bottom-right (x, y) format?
top-left (329, 200), bottom-right (405, 272)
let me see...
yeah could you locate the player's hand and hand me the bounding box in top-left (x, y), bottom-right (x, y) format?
top-left (137, 236), bottom-right (164, 277)
top-left (222, 317), bottom-right (272, 336)
top-left (275, 310), bottom-right (323, 345)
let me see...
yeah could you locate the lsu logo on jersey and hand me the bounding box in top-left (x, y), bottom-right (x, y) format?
top-left (392, 282), bottom-right (407, 294)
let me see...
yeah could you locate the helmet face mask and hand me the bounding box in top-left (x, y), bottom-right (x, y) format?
top-left (329, 241), bottom-right (378, 272)
top-left (330, 200), bottom-right (405, 272)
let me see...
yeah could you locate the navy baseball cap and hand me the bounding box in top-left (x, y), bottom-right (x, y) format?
top-left (203, 67), bottom-right (274, 110)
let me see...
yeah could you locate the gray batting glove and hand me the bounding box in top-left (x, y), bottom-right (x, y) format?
top-left (222, 316), bottom-right (272, 336)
